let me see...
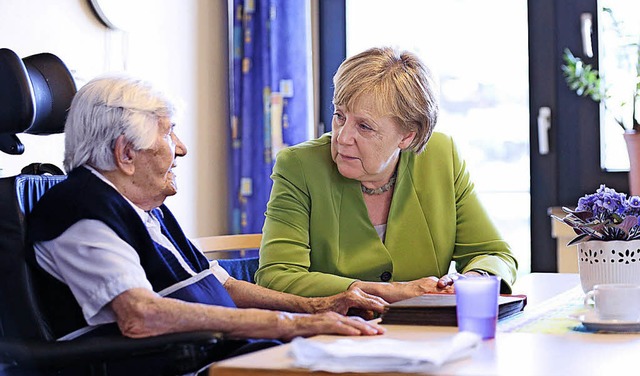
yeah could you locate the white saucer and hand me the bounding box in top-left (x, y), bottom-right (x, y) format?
top-left (570, 310), bottom-right (640, 332)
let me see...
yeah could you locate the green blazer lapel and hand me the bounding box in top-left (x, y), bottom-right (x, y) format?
top-left (385, 153), bottom-right (443, 280)
top-left (337, 176), bottom-right (393, 281)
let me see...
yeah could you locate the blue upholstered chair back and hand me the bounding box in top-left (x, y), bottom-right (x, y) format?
top-left (0, 174), bottom-right (66, 340)
top-left (217, 257), bottom-right (260, 283)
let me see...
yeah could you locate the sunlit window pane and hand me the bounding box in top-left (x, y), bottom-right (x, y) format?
top-left (598, 0), bottom-right (640, 171)
top-left (346, 0), bottom-right (531, 274)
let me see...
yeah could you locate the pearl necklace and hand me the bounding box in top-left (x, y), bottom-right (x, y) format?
top-left (361, 171), bottom-right (397, 195)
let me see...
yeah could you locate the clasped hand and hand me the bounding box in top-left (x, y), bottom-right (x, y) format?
top-left (311, 286), bottom-right (388, 320)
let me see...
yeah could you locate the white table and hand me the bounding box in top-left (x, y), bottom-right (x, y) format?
top-left (210, 273), bottom-right (640, 375)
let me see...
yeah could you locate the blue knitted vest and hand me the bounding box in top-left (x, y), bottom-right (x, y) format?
top-left (27, 167), bottom-right (236, 339)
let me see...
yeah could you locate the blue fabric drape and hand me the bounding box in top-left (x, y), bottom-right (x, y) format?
top-left (229, 0), bottom-right (311, 234)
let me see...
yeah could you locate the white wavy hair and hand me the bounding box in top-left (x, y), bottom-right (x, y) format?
top-left (63, 75), bottom-right (175, 172)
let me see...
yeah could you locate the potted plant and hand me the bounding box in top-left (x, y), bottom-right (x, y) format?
top-left (552, 185), bottom-right (640, 292)
top-left (562, 47), bottom-right (639, 132)
top-left (562, 7), bottom-right (640, 193)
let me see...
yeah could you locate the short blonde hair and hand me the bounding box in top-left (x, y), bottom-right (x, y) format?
top-left (332, 47), bottom-right (439, 153)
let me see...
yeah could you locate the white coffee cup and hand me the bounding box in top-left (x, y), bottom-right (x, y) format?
top-left (584, 283), bottom-right (640, 322)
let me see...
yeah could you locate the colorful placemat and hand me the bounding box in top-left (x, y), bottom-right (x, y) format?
top-left (498, 285), bottom-right (587, 334)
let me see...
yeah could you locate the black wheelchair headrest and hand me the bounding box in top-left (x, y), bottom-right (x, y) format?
top-left (0, 48), bottom-right (76, 155)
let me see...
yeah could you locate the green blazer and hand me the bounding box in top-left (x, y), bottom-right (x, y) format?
top-left (255, 132), bottom-right (518, 295)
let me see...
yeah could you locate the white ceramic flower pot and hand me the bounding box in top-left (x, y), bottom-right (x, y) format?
top-left (577, 240), bottom-right (640, 293)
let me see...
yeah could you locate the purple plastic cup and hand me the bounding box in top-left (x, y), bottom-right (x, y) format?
top-left (455, 275), bottom-right (501, 339)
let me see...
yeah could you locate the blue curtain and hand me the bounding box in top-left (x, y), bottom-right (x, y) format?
top-left (229, 0), bottom-right (312, 234)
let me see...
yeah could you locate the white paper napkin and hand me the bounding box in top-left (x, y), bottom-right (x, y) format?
top-left (289, 331), bottom-right (481, 373)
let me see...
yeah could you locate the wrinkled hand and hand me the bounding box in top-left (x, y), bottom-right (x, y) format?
top-left (309, 287), bottom-right (388, 318)
top-left (279, 312), bottom-right (385, 341)
top-left (399, 277), bottom-right (455, 298)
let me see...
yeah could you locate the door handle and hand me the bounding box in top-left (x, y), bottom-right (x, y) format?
top-left (581, 13), bottom-right (594, 58)
top-left (537, 106), bottom-right (551, 155)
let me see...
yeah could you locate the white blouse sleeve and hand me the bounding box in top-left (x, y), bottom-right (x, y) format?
top-left (208, 259), bottom-right (231, 284)
top-left (34, 219), bottom-right (154, 325)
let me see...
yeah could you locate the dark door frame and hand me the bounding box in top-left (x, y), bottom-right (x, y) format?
top-left (318, 0), bottom-right (346, 132)
top-left (529, 0), bottom-right (628, 271)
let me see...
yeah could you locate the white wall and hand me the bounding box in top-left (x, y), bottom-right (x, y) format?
top-left (0, 0), bottom-right (230, 237)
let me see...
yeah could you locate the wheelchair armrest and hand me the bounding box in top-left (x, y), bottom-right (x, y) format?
top-left (0, 331), bottom-right (248, 374)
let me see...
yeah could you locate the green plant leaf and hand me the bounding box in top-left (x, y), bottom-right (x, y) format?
top-left (561, 48), bottom-right (605, 103)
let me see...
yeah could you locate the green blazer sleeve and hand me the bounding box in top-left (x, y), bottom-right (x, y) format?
top-left (255, 132), bottom-right (518, 296)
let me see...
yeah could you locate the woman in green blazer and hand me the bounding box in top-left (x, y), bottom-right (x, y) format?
top-left (256, 47), bottom-right (518, 303)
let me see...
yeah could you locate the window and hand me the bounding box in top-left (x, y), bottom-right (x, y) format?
top-left (346, 0), bottom-right (531, 274)
top-left (598, 0), bottom-right (640, 171)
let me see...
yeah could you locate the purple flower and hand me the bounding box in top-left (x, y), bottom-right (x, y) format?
top-left (603, 196), bottom-right (617, 211)
top-left (559, 185), bottom-right (640, 242)
top-left (627, 196), bottom-right (640, 217)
